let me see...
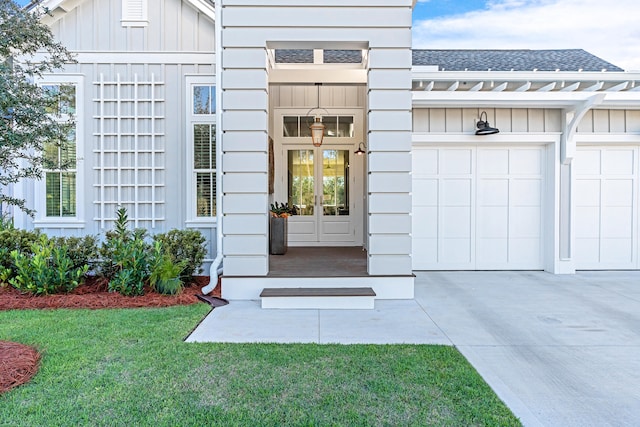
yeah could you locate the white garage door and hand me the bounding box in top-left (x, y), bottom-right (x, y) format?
top-left (412, 146), bottom-right (545, 270)
top-left (574, 147), bottom-right (639, 269)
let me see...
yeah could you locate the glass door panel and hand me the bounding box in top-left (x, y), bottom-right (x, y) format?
top-left (322, 150), bottom-right (349, 216)
top-left (287, 149), bottom-right (314, 216)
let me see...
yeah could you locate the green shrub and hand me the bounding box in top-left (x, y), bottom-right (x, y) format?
top-left (51, 235), bottom-right (99, 272)
top-left (0, 228), bottom-right (41, 280)
top-left (99, 207), bottom-right (150, 296)
top-left (9, 235), bottom-right (88, 295)
top-left (153, 229), bottom-right (206, 284)
top-left (149, 241), bottom-right (187, 295)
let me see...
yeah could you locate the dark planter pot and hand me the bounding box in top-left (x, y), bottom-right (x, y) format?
top-left (270, 216), bottom-right (288, 255)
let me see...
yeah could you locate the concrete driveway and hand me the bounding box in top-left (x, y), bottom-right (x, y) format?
top-left (415, 271), bottom-right (640, 427)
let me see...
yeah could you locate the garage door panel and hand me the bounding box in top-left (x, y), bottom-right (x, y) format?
top-left (602, 180), bottom-right (633, 206)
top-left (574, 150), bottom-right (601, 175)
top-left (412, 238), bottom-right (437, 268)
top-left (441, 239), bottom-right (472, 264)
top-left (575, 238), bottom-right (600, 265)
top-left (601, 207), bottom-right (633, 238)
top-left (413, 178), bottom-right (438, 206)
top-left (413, 206), bottom-right (437, 238)
top-left (441, 179), bottom-right (471, 206)
top-left (602, 150), bottom-right (634, 175)
top-left (510, 207), bottom-right (542, 238)
top-left (478, 149), bottom-right (508, 174)
top-left (441, 206), bottom-right (471, 238)
top-left (510, 149), bottom-right (542, 175)
top-left (575, 147), bottom-right (638, 270)
top-left (478, 179), bottom-right (508, 206)
top-left (574, 206), bottom-right (600, 238)
top-left (441, 149), bottom-right (472, 174)
top-left (509, 238), bottom-right (541, 264)
top-left (476, 239), bottom-right (508, 264)
top-left (412, 149), bottom-right (438, 176)
top-left (412, 145), bottom-right (545, 271)
top-left (575, 180), bottom-right (601, 206)
top-left (477, 207), bottom-right (508, 238)
top-left (511, 179), bottom-right (542, 206)
top-left (601, 239), bottom-right (633, 263)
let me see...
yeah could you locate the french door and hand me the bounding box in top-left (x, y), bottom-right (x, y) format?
top-left (285, 145), bottom-right (359, 244)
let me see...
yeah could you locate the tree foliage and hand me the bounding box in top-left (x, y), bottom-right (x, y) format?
top-left (0, 0), bottom-right (75, 215)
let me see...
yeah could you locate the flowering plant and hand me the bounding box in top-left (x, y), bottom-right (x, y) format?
top-left (270, 202), bottom-right (296, 218)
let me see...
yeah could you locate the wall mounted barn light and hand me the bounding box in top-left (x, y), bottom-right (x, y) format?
top-left (306, 83), bottom-right (329, 147)
top-left (354, 142), bottom-right (367, 156)
top-left (475, 111), bottom-right (500, 135)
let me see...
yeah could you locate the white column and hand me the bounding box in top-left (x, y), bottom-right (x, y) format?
top-left (220, 47), bottom-right (270, 276)
top-left (367, 47), bottom-right (413, 275)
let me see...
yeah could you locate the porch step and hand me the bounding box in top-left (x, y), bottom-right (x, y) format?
top-left (260, 287), bottom-right (376, 310)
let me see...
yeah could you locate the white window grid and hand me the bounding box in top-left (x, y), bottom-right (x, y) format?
top-left (93, 73), bottom-right (165, 229)
top-left (185, 76), bottom-right (217, 224)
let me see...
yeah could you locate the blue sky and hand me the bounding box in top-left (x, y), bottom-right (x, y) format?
top-left (413, 0), bottom-right (640, 71)
top-left (14, 0), bottom-right (640, 70)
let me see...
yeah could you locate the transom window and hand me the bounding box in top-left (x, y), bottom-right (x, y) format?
top-left (193, 85), bottom-right (216, 115)
top-left (283, 115), bottom-right (354, 138)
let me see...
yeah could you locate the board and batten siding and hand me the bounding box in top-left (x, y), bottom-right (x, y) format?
top-left (413, 108), bottom-right (563, 133)
top-left (21, 0), bottom-right (219, 267)
top-left (220, 0), bottom-right (414, 277)
top-left (577, 110), bottom-right (640, 133)
top-left (46, 0), bottom-right (215, 52)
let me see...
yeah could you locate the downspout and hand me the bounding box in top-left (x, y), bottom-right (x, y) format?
top-left (201, 0), bottom-right (223, 295)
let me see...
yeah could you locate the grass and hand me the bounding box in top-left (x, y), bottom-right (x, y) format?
top-left (0, 305), bottom-right (521, 426)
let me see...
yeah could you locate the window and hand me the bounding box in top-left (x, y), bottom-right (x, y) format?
top-left (35, 76), bottom-right (84, 227)
top-left (187, 78), bottom-right (216, 222)
top-left (283, 115), bottom-right (354, 138)
top-left (44, 130), bottom-right (77, 217)
top-left (194, 123), bottom-right (216, 216)
top-left (42, 84), bottom-right (77, 218)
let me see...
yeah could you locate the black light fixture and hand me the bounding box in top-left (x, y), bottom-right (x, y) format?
top-left (475, 111), bottom-right (500, 135)
top-left (355, 142), bottom-right (367, 156)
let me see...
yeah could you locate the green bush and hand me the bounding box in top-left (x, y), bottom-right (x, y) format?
top-left (99, 208), bottom-right (150, 296)
top-left (153, 229), bottom-right (207, 284)
top-left (51, 235), bottom-right (99, 272)
top-left (9, 235), bottom-right (88, 295)
top-left (0, 228), bottom-right (41, 280)
top-left (149, 241), bottom-right (187, 295)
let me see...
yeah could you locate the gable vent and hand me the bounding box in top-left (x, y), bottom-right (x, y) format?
top-left (122, 0), bottom-right (148, 27)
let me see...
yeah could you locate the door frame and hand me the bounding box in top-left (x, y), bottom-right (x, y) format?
top-left (273, 108), bottom-right (365, 246)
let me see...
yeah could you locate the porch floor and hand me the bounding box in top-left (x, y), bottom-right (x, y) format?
top-left (268, 246), bottom-right (367, 277)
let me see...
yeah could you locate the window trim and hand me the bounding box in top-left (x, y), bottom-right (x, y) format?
top-left (34, 75), bottom-right (85, 227)
top-left (186, 75), bottom-right (217, 225)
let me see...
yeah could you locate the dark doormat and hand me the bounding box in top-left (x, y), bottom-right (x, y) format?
top-left (196, 294), bottom-right (229, 308)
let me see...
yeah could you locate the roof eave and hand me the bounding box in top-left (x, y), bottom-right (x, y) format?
top-left (412, 91), bottom-right (640, 110)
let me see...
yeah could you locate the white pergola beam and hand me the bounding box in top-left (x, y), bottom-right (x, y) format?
top-left (469, 82), bottom-right (484, 92)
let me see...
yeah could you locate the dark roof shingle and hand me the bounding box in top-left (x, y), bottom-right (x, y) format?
top-left (412, 49), bottom-right (624, 72)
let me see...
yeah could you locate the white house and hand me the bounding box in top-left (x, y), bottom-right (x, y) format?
top-left (13, 0), bottom-right (640, 305)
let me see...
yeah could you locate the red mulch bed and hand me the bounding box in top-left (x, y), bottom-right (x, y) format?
top-left (0, 341), bottom-right (40, 394)
top-left (0, 276), bottom-right (221, 311)
top-left (0, 276), bottom-right (221, 394)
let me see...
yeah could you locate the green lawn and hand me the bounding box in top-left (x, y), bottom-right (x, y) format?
top-left (0, 304), bottom-right (521, 426)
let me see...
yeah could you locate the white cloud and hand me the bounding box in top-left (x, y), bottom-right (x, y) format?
top-left (413, 0), bottom-right (640, 71)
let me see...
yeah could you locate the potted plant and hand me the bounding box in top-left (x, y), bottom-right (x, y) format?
top-left (269, 202), bottom-right (295, 255)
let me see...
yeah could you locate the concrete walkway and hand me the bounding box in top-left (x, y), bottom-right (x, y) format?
top-left (187, 271), bottom-right (640, 427)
